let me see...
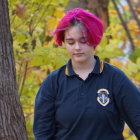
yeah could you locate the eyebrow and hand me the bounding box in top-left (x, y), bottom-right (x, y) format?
top-left (65, 37), bottom-right (87, 41)
top-left (65, 38), bottom-right (74, 41)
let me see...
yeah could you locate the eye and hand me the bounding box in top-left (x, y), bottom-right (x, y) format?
top-left (68, 42), bottom-right (75, 45)
top-left (65, 40), bottom-right (75, 45)
top-left (80, 38), bottom-right (87, 44)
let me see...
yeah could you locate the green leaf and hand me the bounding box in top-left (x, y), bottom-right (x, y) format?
top-left (129, 48), bottom-right (140, 62)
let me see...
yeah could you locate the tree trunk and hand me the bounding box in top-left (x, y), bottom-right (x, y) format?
top-left (66, 0), bottom-right (88, 11)
top-left (66, 0), bottom-right (109, 29)
top-left (0, 0), bottom-right (28, 139)
top-left (87, 0), bottom-right (109, 29)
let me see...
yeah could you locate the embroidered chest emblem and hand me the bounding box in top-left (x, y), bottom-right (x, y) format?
top-left (97, 89), bottom-right (110, 106)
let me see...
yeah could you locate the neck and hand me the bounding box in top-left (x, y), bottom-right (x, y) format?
top-left (72, 55), bottom-right (96, 72)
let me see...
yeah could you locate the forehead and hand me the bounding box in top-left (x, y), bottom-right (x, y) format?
top-left (64, 25), bottom-right (87, 39)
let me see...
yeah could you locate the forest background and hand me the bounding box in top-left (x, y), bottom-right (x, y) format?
top-left (6, 0), bottom-right (140, 139)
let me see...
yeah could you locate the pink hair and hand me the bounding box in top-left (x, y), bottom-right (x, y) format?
top-left (53, 8), bottom-right (104, 48)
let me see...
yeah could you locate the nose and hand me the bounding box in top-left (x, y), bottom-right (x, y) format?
top-left (75, 42), bottom-right (81, 50)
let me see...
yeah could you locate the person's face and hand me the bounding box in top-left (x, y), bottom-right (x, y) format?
top-left (64, 25), bottom-right (94, 64)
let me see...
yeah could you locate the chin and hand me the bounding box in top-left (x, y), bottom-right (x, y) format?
top-left (73, 57), bottom-right (86, 63)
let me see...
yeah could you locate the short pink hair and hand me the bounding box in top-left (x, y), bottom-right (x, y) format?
top-left (54, 8), bottom-right (104, 48)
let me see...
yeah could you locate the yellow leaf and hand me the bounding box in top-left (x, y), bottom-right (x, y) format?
top-left (136, 57), bottom-right (140, 69)
top-left (46, 17), bottom-right (59, 31)
top-left (54, 8), bottom-right (65, 18)
top-left (110, 58), bottom-right (122, 68)
top-left (135, 6), bottom-right (140, 14)
top-left (109, 10), bottom-right (118, 17)
top-left (26, 68), bottom-right (32, 78)
top-left (33, 70), bottom-right (47, 85)
top-left (127, 20), bottom-right (138, 30)
top-left (134, 39), bottom-right (140, 47)
top-left (133, 28), bottom-right (140, 35)
top-left (126, 61), bottom-right (139, 74)
top-left (47, 17), bottom-right (57, 28)
top-left (133, 0), bottom-right (138, 3)
top-left (109, 2), bottom-right (114, 7)
top-left (123, 126), bottom-right (129, 138)
top-left (123, 5), bottom-right (129, 10)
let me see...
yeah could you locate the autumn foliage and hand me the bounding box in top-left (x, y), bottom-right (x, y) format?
top-left (8, 0), bottom-right (139, 139)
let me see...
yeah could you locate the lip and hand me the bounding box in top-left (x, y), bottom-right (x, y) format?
top-left (73, 53), bottom-right (84, 56)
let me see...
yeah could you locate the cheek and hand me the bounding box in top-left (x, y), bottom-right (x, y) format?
top-left (84, 47), bottom-right (94, 53)
top-left (66, 47), bottom-right (73, 54)
top-left (89, 48), bottom-right (94, 53)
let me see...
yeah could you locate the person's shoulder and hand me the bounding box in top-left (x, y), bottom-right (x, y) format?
top-left (40, 64), bottom-right (66, 92)
top-left (44, 64), bottom-right (66, 81)
top-left (103, 62), bottom-right (126, 78)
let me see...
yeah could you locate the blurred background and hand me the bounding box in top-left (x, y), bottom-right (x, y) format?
top-left (8, 0), bottom-right (140, 139)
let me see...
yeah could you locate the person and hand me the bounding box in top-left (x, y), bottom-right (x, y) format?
top-left (33, 8), bottom-right (140, 140)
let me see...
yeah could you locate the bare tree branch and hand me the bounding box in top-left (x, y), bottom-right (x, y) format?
top-left (19, 61), bottom-right (28, 97)
top-left (112, 0), bottom-right (135, 51)
top-left (126, 0), bottom-right (140, 28)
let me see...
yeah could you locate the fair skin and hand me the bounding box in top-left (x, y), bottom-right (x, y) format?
top-left (64, 25), bottom-right (96, 80)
